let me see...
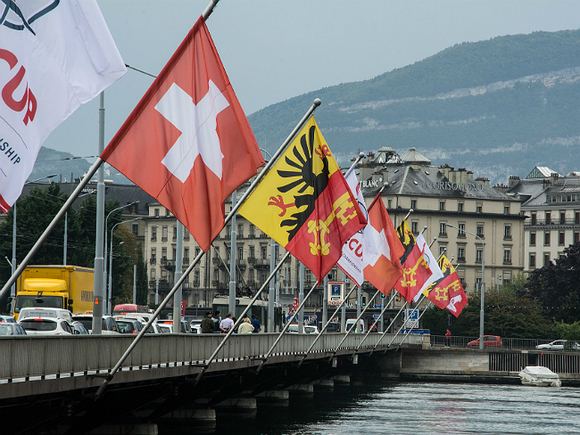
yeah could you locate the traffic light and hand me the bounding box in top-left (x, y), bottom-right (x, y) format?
top-left (381, 292), bottom-right (385, 298)
top-left (361, 296), bottom-right (367, 307)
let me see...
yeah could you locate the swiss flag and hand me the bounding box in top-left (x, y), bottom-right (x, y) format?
top-left (101, 16), bottom-right (264, 251)
top-left (362, 196), bottom-right (404, 295)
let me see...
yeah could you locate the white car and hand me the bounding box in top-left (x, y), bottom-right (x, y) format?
top-left (72, 314), bottom-right (120, 335)
top-left (288, 324), bottom-right (319, 334)
top-left (536, 340), bottom-right (580, 351)
top-left (19, 317), bottom-right (74, 335)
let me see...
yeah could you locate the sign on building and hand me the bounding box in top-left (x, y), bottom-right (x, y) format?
top-left (405, 308), bottom-right (420, 329)
top-left (327, 281), bottom-right (344, 306)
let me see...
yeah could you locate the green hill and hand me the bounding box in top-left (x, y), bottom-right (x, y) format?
top-left (248, 29), bottom-right (580, 183)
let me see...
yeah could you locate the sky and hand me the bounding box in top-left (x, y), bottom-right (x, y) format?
top-left (41, 0), bottom-right (580, 163)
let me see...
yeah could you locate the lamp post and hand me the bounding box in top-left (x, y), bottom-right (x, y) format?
top-left (108, 217), bottom-right (141, 314)
top-left (9, 174), bottom-right (58, 313)
top-left (103, 201), bottom-right (139, 312)
top-left (445, 223), bottom-right (485, 350)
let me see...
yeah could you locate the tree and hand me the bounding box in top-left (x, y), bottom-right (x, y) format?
top-left (521, 242), bottom-right (580, 324)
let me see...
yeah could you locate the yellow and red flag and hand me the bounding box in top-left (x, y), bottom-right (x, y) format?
top-left (394, 219), bottom-right (432, 302)
top-left (238, 117), bottom-right (366, 282)
top-left (423, 255), bottom-right (468, 317)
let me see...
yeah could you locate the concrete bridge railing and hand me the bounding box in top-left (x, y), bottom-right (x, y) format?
top-left (0, 333), bottom-right (423, 384)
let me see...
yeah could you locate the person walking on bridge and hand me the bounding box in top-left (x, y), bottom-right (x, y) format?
top-left (201, 312), bottom-right (214, 333)
top-left (220, 313), bottom-right (234, 333)
top-left (445, 329), bottom-right (452, 347)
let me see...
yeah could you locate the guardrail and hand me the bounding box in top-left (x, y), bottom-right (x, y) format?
top-left (0, 333), bottom-right (421, 384)
top-left (431, 335), bottom-right (580, 351)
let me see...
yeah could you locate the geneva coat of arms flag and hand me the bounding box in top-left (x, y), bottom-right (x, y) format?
top-left (238, 117), bottom-right (366, 283)
top-left (423, 254), bottom-right (468, 317)
top-left (101, 16), bottom-right (264, 251)
top-left (0, 0), bottom-right (126, 212)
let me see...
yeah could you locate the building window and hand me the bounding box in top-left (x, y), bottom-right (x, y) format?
top-left (575, 212), bottom-right (580, 225)
top-left (458, 223), bottom-right (466, 238)
top-left (151, 226), bottom-right (157, 242)
top-left (544, 231), bottom-right (550, 246)
top-left (457, 247), bottom-right (465, 262)
top-left (529, 253), bottom-right (536, 269)
top-left (162, 226), bottom-right (168, 242)
top-left (530, 232), bottom-right (536, 246)
top-left (184, 229), bottom-right (190, 241)
top-left (238, 246), bottom-right (244, 260)
top-left (543, 253), bottom-right (551, 266)
top-left (172, 226), bottom-right (177, 241)
top-left (238, 224), bottom-right (244, 238)
top-left (439, 222), bottom-right (447, 237)
top-left (439, 245), bottom-right (446, 256)
top-left (249, 224), bottom-right (255, 237)
top-left (154, 208), bottom-right (160, 217)
top-left (165, 209), bottom-right (171, 217)
top-left (458, 202), bottom-right (464, 212)
top-left (150, 248), bottom-right (156, 264)
top-left (193, 270), bottom-right (200, 287)
top-left (476, 224), bottom-right (484, 238)
top-left (560, 211), bottom-right (566, 224)
top-left (531, 213), bottom-right (537, 225)
top-left (131, 224), bottom-right (138, 236)
top-left (476, 249), bottom-right (483, 263)
top-left (504, 205), bottom-right (510, 215)
top-left (439, 201), bottom-right (445, 211)
top-left (161, 247), bottom-right (167, 261)
top-left (575, 232), bottom-right (580, 244)
top-left (558, 231), bottom-right (565, 246)
top-left (387, 200), bottom-right (392, 209)
top-left (545, 212), bottom-right (551, 224)
top-left (411, 221), bottom-right (419, 234)
top-left (476, 203), bottom-right (482, 213)
top-left (503, 249), bottom-right (512, 265)
top-left (249, 245), bottom-right (255, 259)
top-left (261, 245), bottom-right (267, 260)
top-left (504, 225), bottom-right (511, 240)
top-left (411, 199), bottom-right (417, 209)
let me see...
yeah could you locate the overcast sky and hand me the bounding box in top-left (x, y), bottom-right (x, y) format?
top-left (41, 0), bottom-right (580, 163)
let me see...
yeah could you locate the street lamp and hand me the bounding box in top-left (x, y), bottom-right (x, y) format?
top-left (444, 222), bottom-right (485, 350)
top-left (108, 217), bottom-right (141, 314)
top-left (103, 201), bottom-right (139, 312)
top-left (9, 174), bottom-right (58, 313)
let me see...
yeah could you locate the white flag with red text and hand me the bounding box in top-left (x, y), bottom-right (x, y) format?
top-left (0, 0), bottom-right (126, 212)
top-left (337, 163), bottom-right (367, 286)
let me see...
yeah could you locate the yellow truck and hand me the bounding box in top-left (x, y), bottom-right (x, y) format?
top-left (13, 265), bottom-right (94, 320)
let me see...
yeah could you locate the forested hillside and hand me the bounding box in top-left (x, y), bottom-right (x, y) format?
top-left (248, 29), bottom-right (580, 183)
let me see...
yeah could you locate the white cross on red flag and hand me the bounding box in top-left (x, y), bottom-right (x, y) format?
top-left (101, 16), bottom-right (264, 251)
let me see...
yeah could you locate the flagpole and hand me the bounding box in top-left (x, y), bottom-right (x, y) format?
top-left (0, 157), bottom-right (105, 300)
top-left (202, 0), bottom-right (220, 20)
top-left (353, 290), bottom-right (397, 353)
top-left (95, 100), bottom-right (322, 397)
top-left (256, 279), bottom-right (320, 373)
top-left (193, 250), bottom-right (292, 385)
top-left (327, 289), bottom-right (382, 362)
top-left (298, 284), bottom-right (358, 367)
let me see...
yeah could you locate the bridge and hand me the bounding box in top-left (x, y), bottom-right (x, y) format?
top-left (0, 332), bottom-right (422, 434)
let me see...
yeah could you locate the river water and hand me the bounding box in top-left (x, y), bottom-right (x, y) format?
top-left (163, 381), bottom-right (580, 435)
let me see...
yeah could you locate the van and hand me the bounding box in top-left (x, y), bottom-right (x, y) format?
top-left (18, 307), bottom-right (73, 323)
top-left (345, 319), bottom-right (366, 333)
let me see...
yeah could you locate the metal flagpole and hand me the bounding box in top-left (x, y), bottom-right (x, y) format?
top-left (298, 284), bottom-right (358, 367)
top-left (256, 280), bottom-right (319, 374)
top-left (95, 98), bottom-right (322, 397)
top-left (193, 251), bottom-right (292, 385)
top-left (172, 222), bottom-right (184, 333)
top-left (370, 302), bottom-right (406, 354)
top-left (353, 290), bottom-right (397, 354)
top-left (327, 289), bottom-right (381, 362)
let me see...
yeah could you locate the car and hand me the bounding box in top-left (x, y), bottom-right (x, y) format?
top-left (71, 321), bottom-right (89, 335)
top-left (18, 317), bottom-right (74, 335)
top-left (467, 335), bottom-right (502, 348)
top-left (288, 324), bottom-right (319, 334)
top-left (0, 314), bottom-right (16, 323)
top-left (72, 314), bottom-right (120, 334)
top-left (536, 340), bottom-right (580, 351)
top-left (191, 324), bottom-right (202, 334)
top-left (116, 318), bottom-right (143, 335)
top-left (0, 323), bottom-right (27, 336)
top-left (18, 307), bottom-right (72, 323)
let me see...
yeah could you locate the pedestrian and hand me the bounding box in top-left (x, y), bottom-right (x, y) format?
top-left (220, 313), bottom-right (234, 333)
top-left (212, 311), bottom-right (221, 333)
top-left (251, 314), bottom-right (261, 333)
top-left (445, 329), bottom-right (451, 347)
top-left (201, 311), bottom-right (214, 333)
top-left (238, 316), bottom-right (254, 334)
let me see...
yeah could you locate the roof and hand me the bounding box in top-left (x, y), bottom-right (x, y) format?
top-left (399, 147), bottom-right (431, 165)
top-left (525, 166), bottom-right (558, 179)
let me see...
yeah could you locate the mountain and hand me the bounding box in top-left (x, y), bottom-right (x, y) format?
top-left (248, 29), bottom-right (580, 184)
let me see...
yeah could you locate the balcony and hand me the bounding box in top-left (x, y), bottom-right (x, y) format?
top-left (149, 257), bottom-right (157, 265)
